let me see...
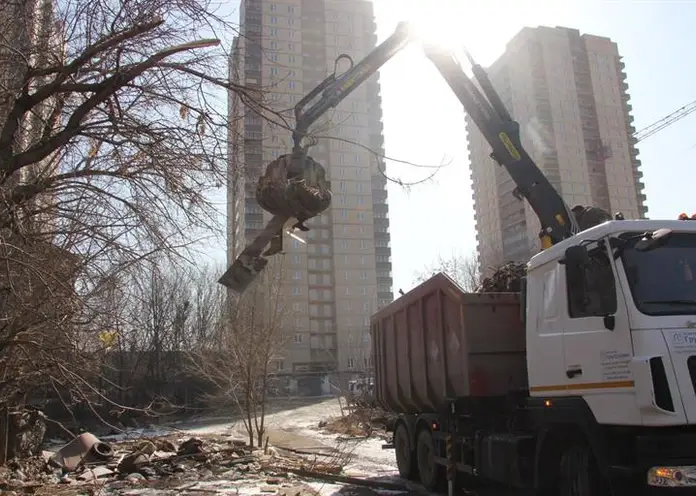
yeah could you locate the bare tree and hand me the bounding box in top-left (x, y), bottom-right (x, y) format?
top-left (187, 259), bottom-right (290, 448)
top-left (0, 0), bottom-right (284, 457)
top-left (414, 251), bottom-right (482, 292)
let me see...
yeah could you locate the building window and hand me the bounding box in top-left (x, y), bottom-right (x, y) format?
top-left (356, 183), bottom-right (363, 192)
top-left (360, 271), bottom-right (368, 280)
top-left (293, 333), bottom-right (303, 343)
top-left (357, 212), bottom-right (365, 220)
top-left (363, 302), bottom-right (370, 311)
top-left (289, 55), bottom-right (296, 63)
top-left (270, 28), bottom-right (277, 36)
top-left (270, 3), bottom-right (276, 11)
top-left (270, 67), bottom-right (278, 75)
top-left (292, 287), bottom-right (302, 296)
top-left (270, 41), bottom-right (277, 49)
top-left (357, 197), bottom-right (364, 205)
top-left (347, 358), bottom-right (355, 369)
top-left (288, 81), bottom-right (296, 90)
top-left (360, 287), bottom-right (367, 296)
top-left (276, 361), bottom-right (284, 371)
top-left (293, 255), bottom-right (301, 264)
top-left (360, 239), bottom-right (367, 249)
top-left (293, 271), bottom-right (302, 280)
top-left (270, 16), bottom-right (277, 23)
top-left (271, 54), bottom-right (278, 62)
top-left (360, 256), bottom-right (366, 265)
top-left (288, 5), bottom-right (295, 13)
top-left (292, 302), bottom-right (301, 312)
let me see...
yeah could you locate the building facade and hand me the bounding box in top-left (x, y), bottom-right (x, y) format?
top-left (468, 26), bottom-right (647, 271)
top-left (227, 0), bottom-right (392, 388)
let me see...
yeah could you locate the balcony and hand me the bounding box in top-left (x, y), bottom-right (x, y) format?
top-left (372, 190), bottom-right (388, 202)
top-left (377, 261), bottom-right (392, 272)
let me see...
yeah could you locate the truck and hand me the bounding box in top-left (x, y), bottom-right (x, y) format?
top-left (218, 18), bottom-right (696, 494)
top-left (372, 227), bottom-right (696, 494)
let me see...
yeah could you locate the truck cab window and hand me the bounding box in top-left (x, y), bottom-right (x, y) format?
top-left (621, 232), bottom-right (696, 316)
top-left (566, 247), bottom-right (617, 318)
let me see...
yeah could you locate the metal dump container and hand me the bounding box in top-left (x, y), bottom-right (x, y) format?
top-left (371, 272), bottom-right (526, 414)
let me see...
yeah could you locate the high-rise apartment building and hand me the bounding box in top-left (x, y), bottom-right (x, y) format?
top-left (227, 0), bottom-right (392, 390)
top-left (1, 0), bottom-right (62, 234)
top-left (468, 26), bottom-right (647, 271)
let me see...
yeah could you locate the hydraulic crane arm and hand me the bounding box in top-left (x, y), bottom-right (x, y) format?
top-left (292, 21), bottom-right (579, 247)
top-left (291, 22), bottom-right (412, 151)
top-left (421, 46), bottom-right (579, 246)
top-left (221, 21), bottom-right (583, 295)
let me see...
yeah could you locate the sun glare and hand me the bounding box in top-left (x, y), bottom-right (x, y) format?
top-left (402, 0), bottom-right (469, 50)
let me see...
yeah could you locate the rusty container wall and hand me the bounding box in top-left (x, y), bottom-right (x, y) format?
top-left (371, 272), bottom-right (526, 414)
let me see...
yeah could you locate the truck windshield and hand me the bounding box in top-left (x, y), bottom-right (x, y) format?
top-left (620, 232), bottom-right (696, 316)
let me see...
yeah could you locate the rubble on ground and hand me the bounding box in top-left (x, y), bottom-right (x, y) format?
top-left (0, 428), bottom-right (390, 495)
top-left (319, 407), bottom-right (394, 441)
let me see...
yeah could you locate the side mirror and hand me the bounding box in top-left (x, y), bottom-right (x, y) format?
top-left (635, 228), bottom-right (672, 253)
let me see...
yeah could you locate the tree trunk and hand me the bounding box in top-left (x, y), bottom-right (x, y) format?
top-left (0, 407), bottom-right (47, 463)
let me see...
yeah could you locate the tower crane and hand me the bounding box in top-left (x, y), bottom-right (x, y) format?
top-left (633, 99), bottom-right (696, 143)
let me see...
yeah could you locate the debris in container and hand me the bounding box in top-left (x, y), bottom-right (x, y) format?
top-left (476, 261), bottom-right (527, 292)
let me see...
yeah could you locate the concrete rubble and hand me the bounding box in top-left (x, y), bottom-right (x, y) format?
top-left (0, 426), bottom-right (414, 496)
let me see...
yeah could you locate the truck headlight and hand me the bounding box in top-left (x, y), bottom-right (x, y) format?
top-left (648, 466), bottom-right (696, 487)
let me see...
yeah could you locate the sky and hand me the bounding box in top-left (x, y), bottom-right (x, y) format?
top-left (209, 0), bottom-right (696, 295)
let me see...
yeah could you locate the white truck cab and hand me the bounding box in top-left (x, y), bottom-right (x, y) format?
top-left (526, 219), bottom-right (696, 489)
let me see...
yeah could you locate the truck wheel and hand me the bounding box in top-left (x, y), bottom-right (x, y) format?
top-left (416, 429), bottom-right (443, 491)
top-left (394, 423), bottom-right (417, 480)
top-left (558, 441), bottom-right (602, 496)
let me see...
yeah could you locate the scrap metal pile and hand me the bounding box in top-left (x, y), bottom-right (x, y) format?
top-left (476, 261), bottom-right (527, 293)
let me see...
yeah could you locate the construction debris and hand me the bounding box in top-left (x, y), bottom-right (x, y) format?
top-left (0, 430), bottom-right (369, 495)
top-left (49, 432), bottom-right (113, 471)
top-left (256, 153), bottom-right (332, 227)
top-left (477, 261), bottom-right (527, 293)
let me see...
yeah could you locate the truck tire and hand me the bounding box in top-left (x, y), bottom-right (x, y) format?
top-left (394, 423), bottom-right (417, 481)
top-left (558, 441), bottom-right (602, 496)
top-left (416, 429), bottom-right (443, 491)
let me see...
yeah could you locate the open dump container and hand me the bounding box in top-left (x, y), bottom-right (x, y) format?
top-left (371, 272), bottom-right (526, 414)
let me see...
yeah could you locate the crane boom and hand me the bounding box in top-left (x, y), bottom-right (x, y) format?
top-left (633, 100), bottom-right (696, 143)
